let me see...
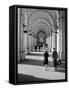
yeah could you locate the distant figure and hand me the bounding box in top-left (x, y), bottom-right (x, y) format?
top-left (35, 45), bottom-right (37, 51)
top-left (52, 48), bottom-right (58, 71)
top-left (43, 50), bottom-right (49, 71)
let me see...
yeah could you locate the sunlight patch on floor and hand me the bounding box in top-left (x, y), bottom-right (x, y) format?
top-left (30, 51), bottom-right (52, 55)
top-left (25, 51), bottom-right (53, 61)
top-left (25, 55), bottom-right (53, 61)
top-left (18, 64), bottom-right (65, 80)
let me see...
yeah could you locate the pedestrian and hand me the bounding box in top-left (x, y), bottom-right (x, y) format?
top-left (35, 45), bottom-right (37, 51)
top-left (52, 48), bottom-right (58, 71)
top-left (43, 50), bottom-right (49, 71)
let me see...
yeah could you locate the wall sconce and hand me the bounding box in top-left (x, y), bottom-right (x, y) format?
top-left (23, 23), bottom-right (26, 28)
top-left (51, 29), bottom-right (58, 36)
top-left (29, 29), bottom-right (33, 36)
top-left (23, 24), bottom-right (28, 33)
top-left (29, 25), bottom-right (33, 36)
top-left (29, 33), bottom-right (32, 36)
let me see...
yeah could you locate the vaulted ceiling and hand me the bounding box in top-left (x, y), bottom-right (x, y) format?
top-left (21, 9), bottom-right (57, 38)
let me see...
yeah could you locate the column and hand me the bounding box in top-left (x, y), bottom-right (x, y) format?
top-left (61, 12), bottom-right (65, 60)
top-left (55, 33), bottom-right (57, 50)
top-left (51, 25), bottom-right (55, 52)
top-left (56, 11), bottom-right (59, 53)
top-left (52, 33), bottom-right (55, 52)
top-left (46, 36), bottom-right (50, 51)
top-left (57, 30), bottom-right (59, 52)
top-left (18, 8), bottom-right (21, 61)
top-left (23, 32), bottom-right (28, 54)
top-left (59, 11), bottom-right (63, 60)
top-left (23, 9), bottom-right (28, 55)
top-left (28, 34), bottom-right (32, 52)
top-left (56, 10), bottom-right (60, 57)
top-left (62, 29), bottom-right (65, 60)
top-left (59, 29), bottom-right (62, 59)
top-left (49, 34), bottom-right (52, 52)
top-left (31, 36), bottom-right (33, 50)
top-left (57, 29), bottom-right (60, 59)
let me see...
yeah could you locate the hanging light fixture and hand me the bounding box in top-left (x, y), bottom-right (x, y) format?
top-left (23, 23), bottom-right (28, 33)
top-left (29, 24), bottom-right (33, 36)
top-left (23, 10), bottom-right (28, 33)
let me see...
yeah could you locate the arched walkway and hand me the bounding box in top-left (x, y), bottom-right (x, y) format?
top-left (17, 8), bottom-right (66, 82)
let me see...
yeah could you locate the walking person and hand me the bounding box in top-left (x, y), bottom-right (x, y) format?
top-left (52, 48), bottom-right (58, 71)
top-left (35, 45), bottom-right (37, 51)
top-left (43, 50), bottom-right (49, 71)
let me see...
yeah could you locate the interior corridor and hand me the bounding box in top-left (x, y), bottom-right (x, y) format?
top-left (17, 8), bottom-right (66, 82)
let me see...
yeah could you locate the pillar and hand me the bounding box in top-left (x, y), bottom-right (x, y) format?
top-left (18, 8), bottom-right (21, 61)
top-left (57, 29), bottom-right (60, 59)
top-left (23, 32), bottom-right (28, 54)
top-left (52, 32), bottom-right (55, 52)
top-left (28, 34), bottom-right (32, 52)
top-left (31, 36), bottom-right (33, 51)
top-left (61, 11), bottom-right (65, 60)
top-left (56, 11), bottom-right (60, 59)
top-left (49, 34), bottom-right (52, 52)
top-left (23, 9), bottom-right (28, 55)
top-left (46, 36), bottom-right (50, 51)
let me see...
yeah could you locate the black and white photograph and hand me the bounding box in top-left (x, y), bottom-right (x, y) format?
top-left (17, 6), bottom-right (67, 84)
top-left (0, 0), bottom-right (69, 89)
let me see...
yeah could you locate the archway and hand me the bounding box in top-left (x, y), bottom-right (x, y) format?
top-left (37, 31), bottom-right (46, 51)
top-left (27, 10), bottom-right (55, 52)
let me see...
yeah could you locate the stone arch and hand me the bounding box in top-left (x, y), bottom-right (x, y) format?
top-left (37, 30), bottom-right (46, 48)
top-left (28, 10), bottom-right (54, 26)
top-left (32, 23), bottom-right (50, 38)
top-left (32, 17), bottom-right (51, 33)
top-left (32, 17), bottom-right (51, 27)
top-left (27, 9), bottom-right (56, 53)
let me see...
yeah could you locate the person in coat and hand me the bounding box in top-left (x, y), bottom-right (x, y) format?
top-left (35, 45), bottom-right (37, 51)
top-left (52, 48), bottom-right (58, 71)
top-left (43, 50), bottom-right (49, 71)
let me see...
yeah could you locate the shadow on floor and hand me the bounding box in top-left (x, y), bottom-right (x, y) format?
top-left (17, 74), bottom-right (48, 83)
top-left (19, 59), bottom-right (55, 67)
top-left (19, 59), bottom-right (44, 66)
top-left (56, 68), bottom-right (65, 73)
top-left (19, 59), bottom-right (65, 67)
top-left (17, 74), bottom-right (66, 84)
top-left (18, 59), bottom-right (65, 73)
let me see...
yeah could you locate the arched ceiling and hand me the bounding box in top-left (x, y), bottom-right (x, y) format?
top-left (32, 17), bottom-right (51, 37)
top-left (28, 10), bottom-right (54, 25)
top-left (29, 10), bottom-right (54, 26)
top-left (32, 17), bottom-right (51, 29)
top-left (32, 23), bottom-right (50, 38)
top-left (21, 9), bottom-right (57, 38)
top-left (27, 9), bottom-right (56, 38)
top-left (28, 10), bottom-right (54, 38)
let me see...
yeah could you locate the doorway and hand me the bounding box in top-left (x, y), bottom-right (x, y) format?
top-left (37, 31), bottom-right (46, 51)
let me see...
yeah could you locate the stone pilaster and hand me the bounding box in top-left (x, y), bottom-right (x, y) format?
top-left (61, 11), bottom-right (65, 60)
top-left (51, 25), bottom-right (55, 52)
top-left (18, 8), bottom-right (21, 61)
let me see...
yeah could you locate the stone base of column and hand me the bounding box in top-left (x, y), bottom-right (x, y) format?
top-left (61, 52), bottom-right (65, 60)
top-left (18, 51), bottom-right (25, 62)
top-left (58, 51), bottom-right (65, 61)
